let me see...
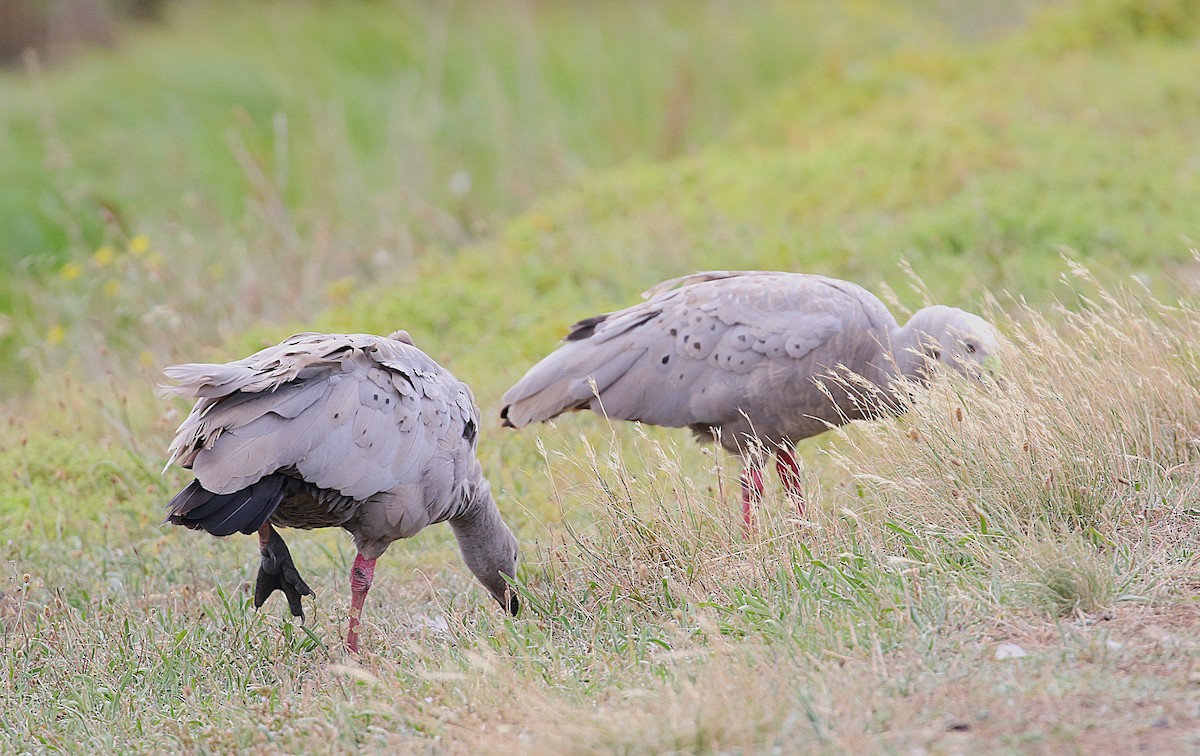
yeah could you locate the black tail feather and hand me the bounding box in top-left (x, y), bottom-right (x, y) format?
top-left (166, 479), bottom-right (219, 518)
top-left (166, 475), bottom-right (293, 537)
top-left (170, 485), bottom-right (233, 523)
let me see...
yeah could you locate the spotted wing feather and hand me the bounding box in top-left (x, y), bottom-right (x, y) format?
top-left (501, 271), bottom-right (895, 437)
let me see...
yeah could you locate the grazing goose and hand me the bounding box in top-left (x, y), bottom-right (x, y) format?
top-left (162, 331), bottom-right (518, 652)
top-left (501, 271), bottom-right (1001, 526)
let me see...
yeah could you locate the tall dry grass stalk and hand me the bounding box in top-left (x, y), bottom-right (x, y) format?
top-left (829, 263), bottom-right (1200, 609)
top-left (514, 265), bottom-right (1200, 649)
top-left (455, 265), bottom-right (1200, 750)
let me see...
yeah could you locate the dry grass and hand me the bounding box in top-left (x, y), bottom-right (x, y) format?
top-left (829, 264), bottom-right (1200, 612)
top-left (461, 270), bottom-right (1200, 752)
top-left (4, 260), bottom-right (1200, 753)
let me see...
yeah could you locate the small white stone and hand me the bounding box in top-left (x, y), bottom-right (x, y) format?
top-left (994, 642), bottom-right (1028, 660)
top-left (417, 614), bottom-right (450, 633)
top-left (448, 171), bottom-right (472, 197)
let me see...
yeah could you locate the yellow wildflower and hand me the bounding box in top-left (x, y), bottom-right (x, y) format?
top-left (326, 277), bottom-right (355, 304)
top-left (129, 235), bottom-right (150, 255)
top-left (93, 246), bottom-right (115, 267)
top-left (60, 262), bottom-right (83, 281)
top-left (46, 325), bottom-right (65, 346)
top-left (528, 212), bottom-right (554, 232)
top-left (103, 279), bottom-right (121, 297)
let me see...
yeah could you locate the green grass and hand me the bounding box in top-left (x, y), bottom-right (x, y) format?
top-left (0, 0), bottom-right (952, 386)
top-left (3, 0), bottom-right (1200, 751)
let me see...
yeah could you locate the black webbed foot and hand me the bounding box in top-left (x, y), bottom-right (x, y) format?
top-left (254, 528), bottom-right (314, 622)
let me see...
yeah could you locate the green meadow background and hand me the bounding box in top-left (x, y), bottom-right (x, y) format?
top-left (2, 0), bottom-right (1199, 751)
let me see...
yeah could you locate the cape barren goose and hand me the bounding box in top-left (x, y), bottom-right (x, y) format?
top-left (162, 331), bottom-right (518, 652)
top-left (501, 271), bottom-right (1001, 526)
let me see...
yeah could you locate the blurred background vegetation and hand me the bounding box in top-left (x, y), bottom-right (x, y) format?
top-left (2, 0), bottom-right (906, 388)
top-left (1, 0), bottom-right (1197, 401)
top-left (9, 0), bottom-right (1198, 400)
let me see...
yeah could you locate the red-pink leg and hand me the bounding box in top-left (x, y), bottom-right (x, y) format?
top-left (777, 451), bottom-right (806, 516)
top-left (740, 464), bottom-right (765, 530)
top-left (346, 553), bottom-right (376, 653)
top-left (776, 448), bottom-right (805, 516)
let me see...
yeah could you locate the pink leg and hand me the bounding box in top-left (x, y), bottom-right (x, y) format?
top-left (740, 464), bottom-right (765, 531)
top-left (346, 553), bottom-right (376, 653)
top-left (776, 448), bottom-right (805, 516)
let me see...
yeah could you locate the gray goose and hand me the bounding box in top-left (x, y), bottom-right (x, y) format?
top-left (163, 331), bottom-right (518, 651)
top-left (501, 271), bottom-right (1001, 526)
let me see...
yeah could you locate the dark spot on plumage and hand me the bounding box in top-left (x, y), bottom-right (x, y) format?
top-left (692, 342), bottom-right (701, 350)
top-left (669, 328), bottom-right (678, 336)
top-left (392, 370), bottom-right (417, 393)
top-left (565, 313), bottom-right (609, 341)
top-left (463, 418), bottom-right (478, 443)
top-left (569, 309), bottom-right (659, 342)
top-left (634, 310), bottom-right (661, 327)
top-left (661, 355), bottom-right (669, 364)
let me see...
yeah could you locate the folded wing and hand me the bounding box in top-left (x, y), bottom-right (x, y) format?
top-left (500, 271), bottom-right (877, 431)
top-left (163, 333), bottom-right (478, 503)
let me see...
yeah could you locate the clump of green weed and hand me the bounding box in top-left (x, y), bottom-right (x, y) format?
top-left (1023, 542), bottom-right (1115, 616)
